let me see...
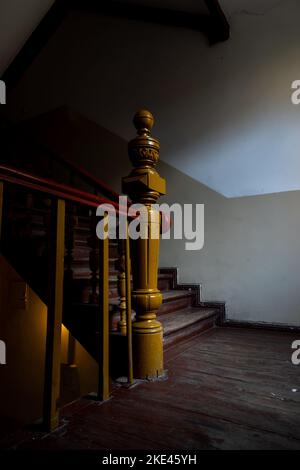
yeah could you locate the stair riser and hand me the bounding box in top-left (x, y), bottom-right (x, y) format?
top-left (158, 278), bottom-right (172, 291)
top-left (163, 315), bottom-right (218, 349)
top-left (158, 296), bottom-right (193, 315)
top-left (158, 275), bottom-right (175, 291)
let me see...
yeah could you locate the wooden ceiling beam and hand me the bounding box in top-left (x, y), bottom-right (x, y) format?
top-left (2, 0), bottom-right (230, 89)
top-left (72, 0), bottom-right (229, 43)
top-left (2, 0), bottom-right (69, 88)
top-left (204, 0), bottom-right (230, 43)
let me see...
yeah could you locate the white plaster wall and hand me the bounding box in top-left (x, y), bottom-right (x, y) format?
top-left (159, 163), bottom-right (300, 325)
top-left (6, 0), bottom-right (300, 197)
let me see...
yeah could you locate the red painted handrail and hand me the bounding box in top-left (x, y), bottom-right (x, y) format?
top-left (6, 124), bottom-right (122, 203)
top-left (59, 155), bottom-right (121, 202)
top-left (28, 136), bottom-right (122, 202)
top-left (0, 164), bottom-right (169, 230)
top-left (0, 164), bottom-right (128, 216)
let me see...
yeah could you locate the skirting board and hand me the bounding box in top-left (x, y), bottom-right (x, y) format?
top-left (222, 319), bottom-right (300, 334)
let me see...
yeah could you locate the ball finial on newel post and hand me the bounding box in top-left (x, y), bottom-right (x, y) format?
top-left (128, 109), bottom-right (160, 170)
top-left (133, 109), bottom-right (154, 136)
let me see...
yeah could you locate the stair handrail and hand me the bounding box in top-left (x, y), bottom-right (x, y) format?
top-left (0, 162), bottom-right (113, 430)
top-left (53, 154), bottom-right (122, 202)
top-left (0, 164), bottom-right (128, 215)
top-left (9, 122), bottom-right (123, 203)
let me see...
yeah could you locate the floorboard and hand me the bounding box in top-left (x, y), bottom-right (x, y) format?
top-left (1, 327), bottom-right (300, 450)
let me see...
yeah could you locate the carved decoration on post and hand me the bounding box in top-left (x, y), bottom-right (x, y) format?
top-left (122, 110), bottom-right (166, 379)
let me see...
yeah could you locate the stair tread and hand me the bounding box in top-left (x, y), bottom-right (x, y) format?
top-left (71, 288), bottom-right (194, 307)
top-left (70, 272), bottom-right (173, 282)
top-left (100, 288), bottom-right (191, 306)
top-left (161, 289), bottom-right (193, 302)
top-left (160, 307), bottom-right (217, 336)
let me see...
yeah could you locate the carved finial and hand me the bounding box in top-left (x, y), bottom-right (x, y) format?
top-left (128, 109), bottom-right (159, 168)
top-left (133, 109), bottom-right (154, 136)
top-left (123, 109), bottom-right (166, 202)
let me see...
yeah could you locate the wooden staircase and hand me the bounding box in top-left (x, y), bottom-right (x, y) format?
top-left (1, 116), bottom-right (224, 379)
top-left (0, 185), bottom-right (222, 389)
top-left (0, 109), bottom-right (227, 432)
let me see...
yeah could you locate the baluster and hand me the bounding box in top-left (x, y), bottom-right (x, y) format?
top-left (10, 190), bottom-right (34, 246)
top-left (116, 240), bottom-right (127, 335)
top-left (98, 213), bottom-right (110, 401)
top-left (122, 110), bottom-right (166, 379)
top-left (6, 190), bottom-right (35, 271)
top-left (125, 223), bottom-right (133, 384)
top-left (42, 197), bottom-right (52, 271)
top-left (43, 198), bottom-right (65, 431)
top-left (65, 203), bottom-right (77, 300)
top-left (2, 186), bottom-right (14, 245)
top-left (24, 192), bottom-right (34, 239)
top-left (88, 210), bottom-right (99, 304)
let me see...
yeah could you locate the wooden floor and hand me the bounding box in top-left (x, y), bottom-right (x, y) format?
top-left (2, 328), bottom-right (300, 450)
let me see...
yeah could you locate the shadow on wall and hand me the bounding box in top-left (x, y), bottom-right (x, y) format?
top-left (5, 0), bottom-right (300, 197)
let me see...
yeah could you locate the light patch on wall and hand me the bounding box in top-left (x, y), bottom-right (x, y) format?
top-left (168, 114), bottom-right (300, 198)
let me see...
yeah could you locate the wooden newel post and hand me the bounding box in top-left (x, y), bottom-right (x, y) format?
top-left (122, 110), bottom-right (166, 379)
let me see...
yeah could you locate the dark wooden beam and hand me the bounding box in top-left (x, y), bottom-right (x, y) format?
top-left (73, 0), bottom-right (229, 43)
top-left (2, 0), bottom-right (69, 88)
top-left (204, 0), bottom-right (230, 43)
top-left (73, 0), bottom-right (208, 34)
top-left (2, 0), bottom-right (230, 89)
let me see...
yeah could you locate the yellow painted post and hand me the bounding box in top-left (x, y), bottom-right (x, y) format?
top-left (98, 214), bottom-right (110, 401)
top-left (43, 198), bottom-right (65, 431)
top-left (122, 110), bottom-right (166, 379)
top-left (125, 224), bottom-right (133, 384)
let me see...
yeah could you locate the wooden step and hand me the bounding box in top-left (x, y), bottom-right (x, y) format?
top-left (68, 283), bottom-right (195, 311)
top-left (160, 307), bottom-right (218, 348)
top-left (158, 289), bottom-right (194, 315)
top-left (157, 272), bottom-right (174, 291)
top-left (64, 303), bottom-right (218, 361)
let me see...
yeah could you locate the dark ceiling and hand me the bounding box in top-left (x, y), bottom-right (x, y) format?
top-left (2, 0), bottom-right (230, 88)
